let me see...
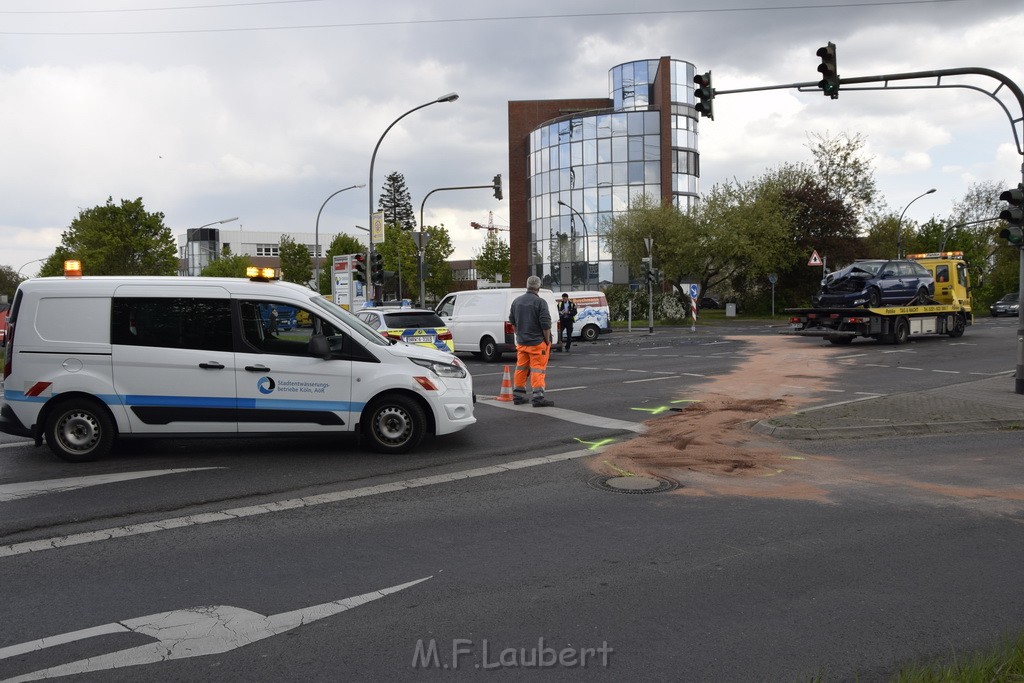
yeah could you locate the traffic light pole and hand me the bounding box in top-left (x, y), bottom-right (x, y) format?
top-left (418, 181), bottom-right (503, 308)
top-left (715, 63), bottom-right (1024, 394)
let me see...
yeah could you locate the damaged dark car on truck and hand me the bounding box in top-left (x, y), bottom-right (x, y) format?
top-left (812, 259), bottom-right (934, 308)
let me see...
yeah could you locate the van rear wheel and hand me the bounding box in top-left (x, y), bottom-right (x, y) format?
top-left (580, 325), bottom-right (600, 342)
top-left (363, 394), bottom-right (426, 454)
top-left (45, 398), bottom-right (115, 462)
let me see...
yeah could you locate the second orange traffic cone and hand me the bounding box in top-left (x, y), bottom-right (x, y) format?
top-left (497, 365), bottom-right (514, 402)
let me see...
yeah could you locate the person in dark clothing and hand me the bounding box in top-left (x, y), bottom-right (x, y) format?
top-left (555, 293), bottom-right (578, 352)
top-left (508, 276), bottom-right (554, 407)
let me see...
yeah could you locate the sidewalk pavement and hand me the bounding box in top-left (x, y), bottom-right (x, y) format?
top-left (753, 372), bottom-right (1024, 440)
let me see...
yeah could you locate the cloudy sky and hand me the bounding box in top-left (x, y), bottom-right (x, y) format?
top-left (2, 0), bottom-right (1022, 277)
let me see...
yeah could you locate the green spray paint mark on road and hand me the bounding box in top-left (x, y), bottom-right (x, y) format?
top-left (575, 437), bottom-right (616, 450)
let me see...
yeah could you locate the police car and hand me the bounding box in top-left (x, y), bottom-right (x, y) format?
top-left (356, 307), bottom-right (455, 353)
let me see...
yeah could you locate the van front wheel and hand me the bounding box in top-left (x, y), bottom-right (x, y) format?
top-left (480, 336), bottom-right (501, 363)
top-left (363, 394), bottom-right (426, 454)
top-left (45, 399), bottom-right (115, 462)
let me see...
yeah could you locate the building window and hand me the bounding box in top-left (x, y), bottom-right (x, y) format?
top-left (256, 244), bottom-right (280, 257)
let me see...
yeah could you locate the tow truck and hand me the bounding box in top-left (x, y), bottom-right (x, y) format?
top-left (785, 252), bottom-right (974, 345)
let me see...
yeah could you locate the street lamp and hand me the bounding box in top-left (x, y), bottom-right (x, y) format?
top-left (557, 200), bottom-right (590, 289)
top-left (368, 92), bottom-right (459, 302)
top-left (191, 217), bottom-right (238, 275)
top-left (314, 184), bottom-right (365, 294)
top-left (17, 258), bottom-right (47, 278)
top-left (896, 188), bottom-right (936, 258)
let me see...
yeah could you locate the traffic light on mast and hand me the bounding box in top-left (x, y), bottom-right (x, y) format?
top-left (693, 71), bottom-right (714, 119)
top-left (371, 251), bottom-right (385, 283)
top-left (999, 183), bottom-right (1024, 246)
top-left (492, 174), bottom-right (503, 201)
top-left (816, 42), bottom-right (839, 99)
top-left (353, 254), bottom-right (366, 282)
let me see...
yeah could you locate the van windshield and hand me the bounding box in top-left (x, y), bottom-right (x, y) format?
top-left (308, 297), bottom-right (389, 347)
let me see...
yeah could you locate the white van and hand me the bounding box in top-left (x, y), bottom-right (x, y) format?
top-left (435, 288), bottom-right (559, 362)
top-left (560, 291), bottom-right (613, 343)
top-left (0, 274), bottom-right (475, 462)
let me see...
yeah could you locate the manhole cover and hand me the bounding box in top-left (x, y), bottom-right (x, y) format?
top-left (587, 475), bottom-right (680, 495)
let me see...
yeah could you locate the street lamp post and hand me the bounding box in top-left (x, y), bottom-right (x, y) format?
top-left (314, 184), bottom-right (365, 293)
top-left (191, 217), bottom-right (238, 275)
top-left (557, 200), bottom-right (590, 289)
top-left (368, 92), bottom-right (459, 303)
top-left (896, 188), bottom-right (937, 258)
top-left (17, 258), bottom-right (47, 278)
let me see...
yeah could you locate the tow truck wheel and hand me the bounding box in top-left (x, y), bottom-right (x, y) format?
top-left (947, 313), bottom-right (966, 338)
top-left (363, 394), bottom-right (426, 454)
top-left (44, 398), bottom-right (115, 462)
top-left (892, 317), bottom-right (910, 345)
top-left (867, 287), bottom-right (882, 308)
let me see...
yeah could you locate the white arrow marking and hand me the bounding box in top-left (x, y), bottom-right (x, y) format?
top-left (0, 577), bottom-right (430, 682)
top-left (0, 469), bottom-right (225, 503)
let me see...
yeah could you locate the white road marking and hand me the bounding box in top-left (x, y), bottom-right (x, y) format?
top-left (0, 442), bottom-right (31, 450)
top-left (680, 372), bottom-right (706, 377)
top-left (833, 354), bottom-right (867, 360)
top-left (897, 367), bottom-right (925, 371)
top-left (641, 346), bottom-right (672, 350)
top-left (854, 392), bottom-right (886, 396)
top-left (543, 385), bottom-right (588, 392)
top-left (0, 448), bottom-right (610, 559)
top-left (932, 369), bottom-right (960, 374)
top-left (0, 577), bottom-right (430, 681)
top-left (882, 349), bottom-right (916, 354)
top-left (864, 364), bottom-right (890, 368)
top-left (0, 469), bottom-right (225, 503)
top-left (624, 375), bottom-right (680, 384)
top-left (790, 394), bottom-right (884, 414)
top-left (481, 400), bottom-right (647, 433)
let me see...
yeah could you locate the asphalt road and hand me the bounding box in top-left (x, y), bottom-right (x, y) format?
top-left (0, 316), bottom-right (1021, 680)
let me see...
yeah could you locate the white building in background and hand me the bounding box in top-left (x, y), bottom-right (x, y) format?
top-left (177, 229), bottom-right (329, 277)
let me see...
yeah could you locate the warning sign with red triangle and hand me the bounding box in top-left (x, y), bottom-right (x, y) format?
top-left (808, 250), bottom-right (823, 266)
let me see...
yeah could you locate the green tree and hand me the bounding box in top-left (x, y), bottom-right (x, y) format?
top-left (806, 131), bottom-right (879, 228)
top-left (473, 233), bottom-right (510, 282)
top-left (279, 235), bottom-right (312, 286)
top-left (422, 224), bottom-right (455, 301)
top-left (200, 246), bottom-right (251, 278)
top-left (374, 226), bottom-right (419, 300)
top-left (37, 197), bottom-right (177, 277)
top-left (1, 265), bottom-right (25, 301)
top-left (317, 233), bottom-right (366, 295)
top-left (377, 171), bottom-right (417, 231)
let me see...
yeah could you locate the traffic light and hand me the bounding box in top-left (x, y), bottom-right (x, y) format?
top-left (693, 71), bottom-right (714, 119)
top-left (371, 251), bottom-right (384, 283)
top-left (353, 254), bottom-right (366, 282)
top-left (492, 174), bottom-right (503, 201)
top-left (816, 42), bottom-right (839, 99)
top-left (1000, 184), bottom-right (1024, 246)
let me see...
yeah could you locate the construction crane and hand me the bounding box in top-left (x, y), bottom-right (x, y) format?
top-left (470, 211), bottom-right (509, 234)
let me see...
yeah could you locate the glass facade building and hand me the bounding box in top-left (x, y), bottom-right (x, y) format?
top-left (511, 57), bottom-right (701, 290)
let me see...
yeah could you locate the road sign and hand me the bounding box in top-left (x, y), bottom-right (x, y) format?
top-left (768, 273), bottom-right (778, 284)
top-left (808, 250), bottom-right (822, 266)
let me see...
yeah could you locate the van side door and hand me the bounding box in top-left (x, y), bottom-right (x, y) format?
top-left (110, 287), bottom-right (237, 434)
top-left (234, 299), bottom-right (354, 433)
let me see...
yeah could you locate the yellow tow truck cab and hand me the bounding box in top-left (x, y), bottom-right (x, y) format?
top-left (786, 252), bottom-right (974, 345)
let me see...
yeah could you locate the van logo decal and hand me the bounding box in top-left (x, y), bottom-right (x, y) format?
top-left (257, 377), bottom-right (276, 395)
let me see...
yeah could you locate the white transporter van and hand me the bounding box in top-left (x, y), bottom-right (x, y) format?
top-left (0, 274), bottom-right (475, 462)
top-left (561, 291), bottom-right (613, 343)
top-left (435, 288), bottom-right (559, 362)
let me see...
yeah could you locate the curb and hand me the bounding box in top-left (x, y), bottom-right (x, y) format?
top-left (752, 417), bottom-right (1024, 440)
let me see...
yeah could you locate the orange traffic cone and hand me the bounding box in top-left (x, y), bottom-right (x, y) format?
top-left (497, 365), bottom-right (514, 402)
